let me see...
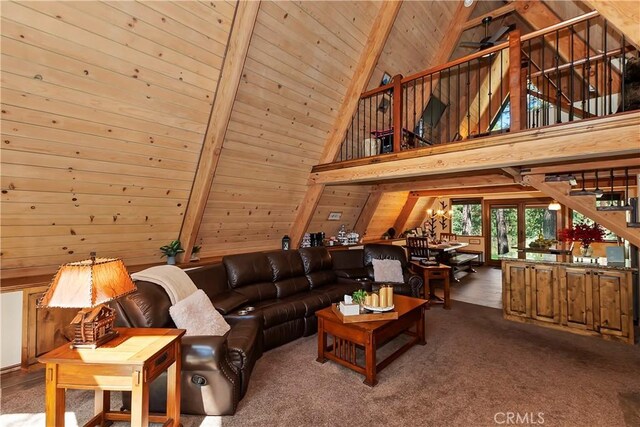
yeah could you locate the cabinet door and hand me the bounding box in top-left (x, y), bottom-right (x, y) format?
top-left (530, 264), bottom-right (559, 323)
top-left (562, 268), bottom-right (593, 330)
top-left (504, 262), bottom-right (530, 317)
top-left (592, 270), bottom-right (630, 338)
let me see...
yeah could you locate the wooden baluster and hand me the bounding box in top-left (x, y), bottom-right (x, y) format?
top-left (509, 29), bottom-right (525, 132)
top-left (392, 74), bottom-right (403, 152)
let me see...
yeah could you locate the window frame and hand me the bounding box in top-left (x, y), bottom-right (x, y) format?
top-left (450, 198), bottom-right (484, 237)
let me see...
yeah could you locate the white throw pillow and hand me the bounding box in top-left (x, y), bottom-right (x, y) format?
top-left (372, 258), bottom-right (404, 283)
top-left (169, 289), bottom-right (231, 336)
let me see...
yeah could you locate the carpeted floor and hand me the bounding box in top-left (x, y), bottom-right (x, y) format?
top-left (2, 301), bottom-right (639, 427)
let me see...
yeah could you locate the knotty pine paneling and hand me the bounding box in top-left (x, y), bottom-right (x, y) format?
top-left (196, 1), bottom-right (382, 257)
top-left (0, 1), bottom-right (236, 278)
top-left (363, 191), bottom-right (409, 241)
top-left (308, 185), bottom-right (372, 238)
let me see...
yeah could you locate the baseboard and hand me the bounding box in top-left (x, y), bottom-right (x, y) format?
top-left (0, 363), bottom-right (21, 375)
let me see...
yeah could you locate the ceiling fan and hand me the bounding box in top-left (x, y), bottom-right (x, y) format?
top-left (460, 16), bottom-right (516, 51)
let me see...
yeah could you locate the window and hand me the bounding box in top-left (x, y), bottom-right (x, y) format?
top-left (451, 199), bottom-right (483, 236)
top-left (571, 192), bottom-right (620, 241)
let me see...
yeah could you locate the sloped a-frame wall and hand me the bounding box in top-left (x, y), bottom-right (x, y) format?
top-left (1, 1), bottom-right (237, 278)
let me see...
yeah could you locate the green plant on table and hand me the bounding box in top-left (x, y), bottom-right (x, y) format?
top-left (352, 289), bottom-right (368, 305)
top-left (160, 240), bottom-right (185, 258)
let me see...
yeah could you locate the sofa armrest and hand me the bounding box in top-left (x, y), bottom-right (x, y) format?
top-left (403, 270), bottom-right (424, 298)
top-left (212, 291), bottom-right (250, 315)
top-left (181, 334), bottom-right (230, 371)
top-left (225, 316), bottom-right (263, 369)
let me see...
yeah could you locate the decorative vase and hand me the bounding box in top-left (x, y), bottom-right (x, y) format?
top-left (166, 256), bottom-right (176, 265)
top-left (580, 244), bottom-right (593, 257)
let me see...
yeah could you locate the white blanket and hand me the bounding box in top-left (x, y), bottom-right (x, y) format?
top-left (131, 265), bottom-right (197, 304)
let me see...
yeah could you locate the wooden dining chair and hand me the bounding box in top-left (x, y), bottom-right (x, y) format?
top-left (439, 232), bottom-right (457, 242)
top-left (406, 237), bottom-right (436, 261)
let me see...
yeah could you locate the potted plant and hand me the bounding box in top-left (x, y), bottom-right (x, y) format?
top-left (190, 245), bottom-right (201, 262)
top-left (159, 240), bottom-right (184, 265)
top-left (560, 222), bottom-right (605, 257)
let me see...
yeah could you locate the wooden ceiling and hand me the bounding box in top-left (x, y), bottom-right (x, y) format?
top-left (1, 0), bottom-right (637, 282)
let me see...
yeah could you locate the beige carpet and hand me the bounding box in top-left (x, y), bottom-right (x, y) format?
top-left (2, 301), bottom-right (639, 427)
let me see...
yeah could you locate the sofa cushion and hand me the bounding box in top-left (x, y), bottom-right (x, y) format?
top-left (222, 250), bottom-right (277, 304)
top-left (244, 297), bottom-right (308, 329)
top-left (364, 244), bottom-right (408, 268)
top-left (372, 259), bottom-right (404, 283)
top-left (169, 290), bottom-right (231, 336)
top-left (311, 282), bottom-right (363, 303)
top-left (299, 247), bottom-right (336, 289)
top-left (224, 252), bottom-right (273, 288)
top-left (187, 264), bottom-right (229, 300)
top-left (330, 249), bottom-right (364, 270)
top-left (266, 251), bottom-right (305, 280)
top-left (294, 292), bottom-right (333, 316)
top-left (266, 251), bottom-right (309, 298)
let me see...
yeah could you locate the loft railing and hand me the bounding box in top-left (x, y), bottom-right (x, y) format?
top-left (336, 11), bottom-right (637, 163)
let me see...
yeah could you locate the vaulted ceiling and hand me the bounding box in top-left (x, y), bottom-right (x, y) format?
top-left (1, 0), bottom-right (636, 282)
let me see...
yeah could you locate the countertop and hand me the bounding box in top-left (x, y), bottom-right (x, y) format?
top-left (499, 255), bottom-right (637, 272)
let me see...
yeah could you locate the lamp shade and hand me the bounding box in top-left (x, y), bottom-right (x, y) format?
top-left (39, 256), bottom-right (136, 308)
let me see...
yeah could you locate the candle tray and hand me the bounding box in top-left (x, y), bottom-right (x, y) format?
top-left (331, 304), bottom-right (398, 323)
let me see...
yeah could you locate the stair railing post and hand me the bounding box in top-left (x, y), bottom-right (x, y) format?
top-left (508, 30), bottom-right (526, 132)
top-left (392, 74), bottom-right (403, 152)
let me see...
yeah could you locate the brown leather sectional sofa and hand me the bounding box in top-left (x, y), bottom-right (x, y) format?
top-left (113, 244), bottom-right (422, 415)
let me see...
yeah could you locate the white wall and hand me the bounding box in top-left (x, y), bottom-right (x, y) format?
top-left (1, 291), bottom-right (23, 369)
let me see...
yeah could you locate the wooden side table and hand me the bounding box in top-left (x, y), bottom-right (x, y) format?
top-left (38, 328), bottom-right (185, 427)
top-left (410, 261), bottom-right (452, 309)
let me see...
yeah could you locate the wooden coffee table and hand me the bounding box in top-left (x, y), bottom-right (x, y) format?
top-left (316, 294), bottom-right (428, 386)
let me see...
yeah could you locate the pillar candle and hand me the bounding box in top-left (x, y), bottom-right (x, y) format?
top-left (364, 295), bottom-right (372, 306)
top-left (371, 292), bottom-right (379, 307)
top-left (379, 287), bottom-right (387, 307)
top-left (386, 286), bottom-right (394, 305)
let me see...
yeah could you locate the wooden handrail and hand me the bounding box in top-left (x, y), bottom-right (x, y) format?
top-left (521, 10), bottom-right (599, 42)
top-left (401, 42), bottom-right (509, 84)
top-left (528, 46), bottom-right (631, 78)
top-left (361, 81), bottom-right (396, 98)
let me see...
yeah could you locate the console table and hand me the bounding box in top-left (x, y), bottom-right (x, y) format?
top-left (38, 328), bottom-right (184, 427)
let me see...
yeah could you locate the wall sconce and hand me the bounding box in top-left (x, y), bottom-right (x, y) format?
top-left (423, 200), bottom-right (453, 239)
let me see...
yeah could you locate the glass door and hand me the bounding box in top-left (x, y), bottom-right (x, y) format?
top-left (486, 201), bottom-right (560, 266)
top-left (489, 205), bottom-right (519, 262)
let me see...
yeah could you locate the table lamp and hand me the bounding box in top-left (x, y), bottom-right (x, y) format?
top-left (38, 252), bottom-right (136, 348)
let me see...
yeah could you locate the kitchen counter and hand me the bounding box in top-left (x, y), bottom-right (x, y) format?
top-left (499, 254), bottom-right (637, 272)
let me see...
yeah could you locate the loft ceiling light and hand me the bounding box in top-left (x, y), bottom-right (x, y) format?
top-left (548, 200), bottom-right (561, 211)
top-left (464, 0), bottom-right (474, 7)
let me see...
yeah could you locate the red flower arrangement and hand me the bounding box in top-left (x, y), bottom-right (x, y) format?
top-left (559, 222), bottom-right (605, 247)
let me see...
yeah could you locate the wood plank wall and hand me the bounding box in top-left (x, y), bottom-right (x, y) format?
top-left (196, 1), bottom-right (381, 257)
top-left (307, 185), bottom-right (372, 238)
top-left (1, 1), bottom-right (237, 277)
top-left (363, 191), bottom-right (408, 241)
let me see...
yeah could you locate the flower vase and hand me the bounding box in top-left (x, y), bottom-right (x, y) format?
top-left (166, 256), bottom-right (176, 265)
top-left (580, 244), bottom-right (593, 257)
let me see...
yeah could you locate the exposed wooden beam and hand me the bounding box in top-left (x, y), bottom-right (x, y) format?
top-left (582, 0), bottom-right (640, 49)
top-left (522, 156), bottom-right (640, 175)
top-left (393, 195), bottom-right (419, 233)
top-left (524, 174), bottom-right (640, 246)
top-left (509, 29), bottom-right (526, 132)
top-left (514, 0), bottom-right (621, 96)
top-left (311, 111), bottom-right (640, 184)
top-left (354, 191), bottom-right (384, 238)
top-left (462, 3), bottom-right (517, 31)
top-left (501, 167), bottom-right (523, 184)
top-left (376, 172), bottom-right (515, 192)
top-left (289, 1), bottom-right (402, 248)
top-left (411, 184), bottom-right (537, 197)
top-left (178, 1), bottom-right (260, 262)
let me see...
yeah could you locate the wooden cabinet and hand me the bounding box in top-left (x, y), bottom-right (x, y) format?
top-left (503, 261), bottom-right (634, 344)
top-left (503, 261), bottom-right (530, 317)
